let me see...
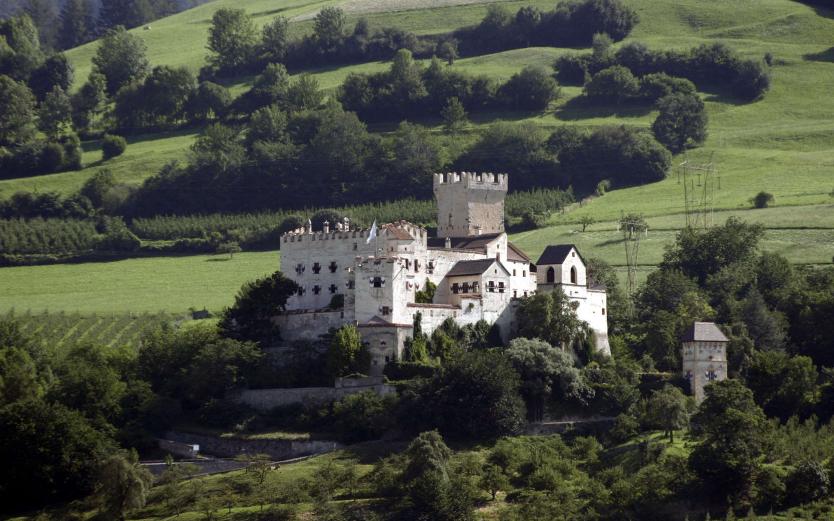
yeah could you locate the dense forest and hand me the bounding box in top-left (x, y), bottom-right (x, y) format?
top-left (2, 218), bottom-right (834, 519)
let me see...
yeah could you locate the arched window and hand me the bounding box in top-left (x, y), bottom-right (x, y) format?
top-left (570, 266), bottom-right (577, 284)
top-left (546, 267), bottom-right (555, 283)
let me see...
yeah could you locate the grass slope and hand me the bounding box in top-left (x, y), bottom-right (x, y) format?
top-left (0, 251), bottom-right (279, 314)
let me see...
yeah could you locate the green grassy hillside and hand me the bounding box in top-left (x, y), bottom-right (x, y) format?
top-left (3, 0), bottom-right (831, 211)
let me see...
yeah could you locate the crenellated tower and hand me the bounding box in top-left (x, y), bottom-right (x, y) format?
top-left (433, 172), bottom-right (508, 238)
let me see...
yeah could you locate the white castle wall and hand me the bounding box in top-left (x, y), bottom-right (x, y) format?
top-left (682, 341), bottom-right (728, 402)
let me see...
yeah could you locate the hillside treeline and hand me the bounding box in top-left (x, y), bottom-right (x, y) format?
top-left (203, 0), bottom-right (639, 78)
top-left (3, 0), bottom-right (209, 51)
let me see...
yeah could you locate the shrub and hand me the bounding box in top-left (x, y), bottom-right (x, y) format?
top-left (101, 134), bottom-right (127, 160)
top-left (584, 65), bottom-right (639, 103)
top-left (652, 93), bottom-right (708, 152)
top-left (751, 191), bottom-right (774, 209)
top-left (500, 66), bottom-right (559, 110)
top-left (40, 142), bottom-right (65, 172)
top-left (785, 461), bottom-right (830, 506)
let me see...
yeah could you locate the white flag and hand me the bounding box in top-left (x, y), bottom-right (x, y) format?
top-left (366, 220), bottom-right (377, 244)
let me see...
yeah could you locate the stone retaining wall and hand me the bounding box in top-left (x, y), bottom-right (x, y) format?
top-left (238, 377), bottom-right (396, 410)
top-left (164, 431), bottom-right (341, 460)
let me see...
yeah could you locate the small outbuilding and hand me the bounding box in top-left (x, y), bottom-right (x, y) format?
top-left (681, 321), bottom-right (729, 402)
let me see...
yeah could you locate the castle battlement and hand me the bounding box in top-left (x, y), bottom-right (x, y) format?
top-left (433, 172), bottom-right (508, 190)
top-left (282, 220), bottom-right (426, 243)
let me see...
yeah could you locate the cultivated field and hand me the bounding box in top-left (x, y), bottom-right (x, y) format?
top-left (1, 310), bottom-right (184, 349)
top-left (0, 251), bottom-right (279, 314)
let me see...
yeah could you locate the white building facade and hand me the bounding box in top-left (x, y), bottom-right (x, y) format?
top-left (681, 322), bottom-right (729, 402)
top-left (276, 172), bottom-right (610, 374)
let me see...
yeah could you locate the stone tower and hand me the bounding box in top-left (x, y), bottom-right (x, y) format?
top-left (681, 322), bottom-right (729, 402)
top-left (433, 172), bottom-right (508, 238)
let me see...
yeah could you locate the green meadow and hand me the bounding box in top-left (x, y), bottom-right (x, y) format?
top-left (0, 251), bottom-right (279, 314)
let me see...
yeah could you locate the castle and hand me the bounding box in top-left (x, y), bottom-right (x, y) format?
top-left (277, 172), bottom-right (610, 374)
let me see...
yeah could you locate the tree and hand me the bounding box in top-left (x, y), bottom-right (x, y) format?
top-left (437, 40), bottom-right (458, 65)
top-left (0, 399), bottom-right (112, 510)
top-left (0, 14), bottom-right (43, 81)
top-left (287, 74), bottom-right (324, 111)
top-left (645, 385), bottom-right (690, 442)
top-left (0, 74), bottom-right (36, 146)
top-left (500, 66), bottom-right (559, 110)
top-left (260, 16), bottom-right (290, 64)
top-left (560, 125), bottom-right (671, 190)
top-left (81, 168), bottom-right (117, 208)
top-left (206, 8), bottom-right (257, 74)
top-left (37, 85), bottom-right (72, 137)
top-left (326, 324), bottom-right (369, 378)
top-left (506, 337), bottom-right (592, 420)
top-left (578, 215), bottom-right (596, 231)
top-left (584, 65), bottom-right (639, 103)
top-left (190, 123), bottom-right (245, 173)
top-left (661, 217), bottom-right (764, 284)
top-left (516, 288), bottom-right (590, 351)
top-left (92, 26), bottom-right (150, 95)
top-left (71, 71), bottom-right (108, 132)
top-left (219, 270), bottom-right (299, 345)
top-left (741, 290), bottom-right (786, 351)
top-left (408, 351), bottom-right (525, 440)
top-left (96, 452), bottom-right (154, 521)
top-left (751, 191), bottom-right (773, 209)
top-left (785, 461), bottom-right (830, 506)
top-left (400, 430), bottom-right (475, 521)
top-left (29, 52), bottom-right (73, 100)
top-left (99, 0), bottom-right (154, 30)
top-left (652, 93), bottom-right (708, 152)
top-left (59, 0), bottom-right (95, 50)
top-left (102, 134), bottom-right (127, 160)
top-left (441, 97), bottom-right (467, 133)
top-left (731, 60), bottom-right (770, 101)
top-left (689, 380), bottom-right (768, 502)
top-left (313, 6), bottom-right (346, 53)
top-left (745, 350), bottom-right (818, 421)
top-left (22, 0), bottom-right (58, 50)
top-left (0, 320), bottom-right (47, 406)
top-left (480, 464), bottom-right (509, 500)
top-left (186, 81), bottom-right (231, 122)
top-left (48, 342), bottom-right (127, 429)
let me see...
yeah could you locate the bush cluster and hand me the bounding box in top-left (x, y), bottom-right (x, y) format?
top-left (457, 0), bottom-right (637, 54)
top-left (340, 52), bottom-right (559, 122)
top-left (556, 41), bottom-right (771, 100)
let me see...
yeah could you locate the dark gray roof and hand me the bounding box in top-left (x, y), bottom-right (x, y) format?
top-left (427, 233), bottom-right (502, 251)
top-left (682, 322), bottom-right (729, 342)
top-left (536, 244), bottom-right (583, 266)
top-left (446, 259), bottom-right (502, 277)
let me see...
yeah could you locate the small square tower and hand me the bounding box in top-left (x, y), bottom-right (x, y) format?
top-left (681, 322), bottom-right (729, 402)
top-left (433, 172), bottom-right (507, 238)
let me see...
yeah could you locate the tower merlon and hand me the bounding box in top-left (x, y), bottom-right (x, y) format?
top-left (433, 172), bottom-right (508, 190)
